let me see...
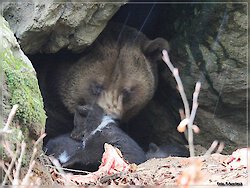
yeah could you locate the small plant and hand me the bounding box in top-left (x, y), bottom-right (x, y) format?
top-left (162, 49), bottom-right (201, 157)
top-left (162, 49), bottom-right (225, 187)
top-left (0, 104), bottom-right (45, 186)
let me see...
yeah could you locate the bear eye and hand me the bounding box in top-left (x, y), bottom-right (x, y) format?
top-left (90, 82), bottom-right (104, 96)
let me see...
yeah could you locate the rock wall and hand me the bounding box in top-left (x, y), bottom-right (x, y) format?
top-left (2, 1), bottom-right (126, 54)
top-left (165, 3), bottom-right (248, 152)
top-left (0, 15), bottom-right (46, 139)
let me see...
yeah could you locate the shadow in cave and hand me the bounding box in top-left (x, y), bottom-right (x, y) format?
top-left (29, 2), bottom-right (193, 169)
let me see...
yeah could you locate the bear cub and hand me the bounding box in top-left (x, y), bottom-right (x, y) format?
top-left (44, 103), bottom-right (147, 170)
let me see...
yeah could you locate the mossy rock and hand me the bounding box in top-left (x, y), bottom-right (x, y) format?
top-left (0, 15), bottom-right (46, 140)
top-left (2, 52), bottom-right (46, 137)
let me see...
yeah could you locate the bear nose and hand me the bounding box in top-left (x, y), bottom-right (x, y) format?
top-left (97, 90), bottom-right (123, 120)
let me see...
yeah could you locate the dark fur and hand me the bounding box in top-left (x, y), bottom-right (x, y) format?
top-left (44, 104), bottom-right (146, 169)
top-left (146, 143), bottom-right (189, 159)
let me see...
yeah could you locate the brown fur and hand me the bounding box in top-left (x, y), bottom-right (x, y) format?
top-left (32, 22), bottom-right (169, 143)
top-left (58, 23), bottom-right (168, 121)
top-left (97, 90), bottom-right (123, 119)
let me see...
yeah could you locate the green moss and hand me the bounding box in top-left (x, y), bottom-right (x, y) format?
top-left (0, 15), bottom-right (44, 173)
top-left (1, 50), bottom-right (46, 134)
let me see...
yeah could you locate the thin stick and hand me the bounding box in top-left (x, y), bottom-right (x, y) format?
top-left (2, 140), bottom-right (15, 159)
top-left (162, 50), bottom-right (191, 119)
top-left (21, 133), bottom-right (46, 185)
top-left (2, 142), bottom-right (21, 185)
top-left (49, 157), bottom-right (76, 186)
top-left (204, 140), bottom-right (219, 157)
top-left (173, 68), bottom-right (191, 119)
top-left (21, 160), bottom-right (36, 185)
top-left (34, 133), bottom-right (46, 147)
top-left (162, 50), bottom-right (195, 156)
top-left (188, 82), bottom-right (201, 157)
top-left (45, 164), bottom-right (91, 174)
top-left (215, 142), bottom-right (224, 154)
top-left (0, 161), bottom-right (13, 183)
top-left (12, 141), bottom-right (26, 185)
top-left (29, 133), bottom-right (46, 167)
top-left (3, 105), bottom-right (18, 132)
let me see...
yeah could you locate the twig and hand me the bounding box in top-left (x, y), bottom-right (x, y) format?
top-left (3, 104), bottom-right (18, 132)
top-left (21, 160), bottom-right (35, 185)
top-left (204, 140), bottom-right (224, 157)
top-left (1, 106), bottom-right (45, 186)
top-left (215, 142), bottom-right (224, 154)
top-left (49, 156), bottom-right (76, 186)
top-left (34, 133), bottom-right (46, 147)
top-left (162, 50), bottom-right (190, 118)
top-left (2, 140), bottom-right (15, 159)
top-left (29, 133), bottom-right (46, 167)
top-left (0, 161), bottom-right (13, 183)
top-left (21, 133), bottom-right (46, 185)
top-left (204, 140), bottom-right (219, 157)
top-left (2, 142), bottom-right (21, 185)
top-left (45, 164), bottom-right (91, 174)
top-left (172, 68), bottom-right (191, 119)
top-left (162, 50), bottom-right (200, 157)
top-left (12, 141), bottom-right (26, 185)
top-left (188, 82), bottom-right (201, 157)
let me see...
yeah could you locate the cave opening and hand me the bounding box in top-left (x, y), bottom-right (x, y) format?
top-left (29, 3), bottom-right (191, 152)
top-left (29, 2), bottom-right (247, 155)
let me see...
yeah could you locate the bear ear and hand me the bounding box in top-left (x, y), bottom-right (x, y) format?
top-left (142, 38), bottom-right (170, 62)
top-left (148, 142), bottom-right (160, 152)
top-left (75, 105), bottom-right (92, 116)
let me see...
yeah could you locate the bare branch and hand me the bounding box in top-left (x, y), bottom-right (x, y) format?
top-left (162, 50), bottom-right (201, 157)
top-left (21, 160), bottom-right (36, 186)
top-left (173, 68), bottom-right (190, 119)
top-left (188, 82), bottom-right (201, 157)
top-left (2, 140), bottom-right (15, 159)
top-left (2, 142), bottom-right (21, 185)
top-left (204, 140), bottom-right (219, 157)
top-left (45, 164), bottom-right (91, 174)
top-left (49, 156), bottom-right (76, 186)
top-left (216, 142), bottom-right (224, 154)
top-left (0, 161), bottom-right (13, 183)
top-left (3, 105), bottom-right (19, 132)
top-left (13, 141), bottom-right (26, 185)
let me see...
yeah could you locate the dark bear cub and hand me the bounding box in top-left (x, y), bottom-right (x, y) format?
top-left (44, 103), bottom-right (147, 170)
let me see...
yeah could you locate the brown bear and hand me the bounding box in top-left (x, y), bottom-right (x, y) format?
top-left (32, 22), bottom-right (169, 144)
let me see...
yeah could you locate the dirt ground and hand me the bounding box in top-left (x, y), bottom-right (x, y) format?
top-left (33, 146), bottom-right (249, 187)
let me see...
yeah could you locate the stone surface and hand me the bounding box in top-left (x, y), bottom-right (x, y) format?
top-left (164, 4), bottom-right (248, 152)
top-left (0, 15), bottom-right (46, 138)
top-left (2, 1), bottom-right (126, 54)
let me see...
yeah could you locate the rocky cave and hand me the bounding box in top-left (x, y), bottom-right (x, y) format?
top-left (1, 1), bottom-right (249, 186)
top-left (2, 1), bottom-right (248, 155)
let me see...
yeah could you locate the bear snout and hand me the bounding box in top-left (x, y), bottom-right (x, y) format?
top-left (97, 90), bottom-right (123, 120)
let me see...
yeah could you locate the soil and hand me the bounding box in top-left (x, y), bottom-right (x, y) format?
top-left (37, 146), bottom-right (249, 187)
